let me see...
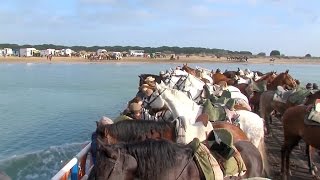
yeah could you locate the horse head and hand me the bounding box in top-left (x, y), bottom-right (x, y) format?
top-left (93, 143), bottom-right (137, 180)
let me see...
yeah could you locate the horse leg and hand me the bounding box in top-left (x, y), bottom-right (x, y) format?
top-left (281, 136), bottom-right (301, 180)
top-left (307, 144), bottom-right (318, 176)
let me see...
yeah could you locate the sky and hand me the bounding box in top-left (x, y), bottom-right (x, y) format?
top-left (0, 0), bottom-right (319, 56)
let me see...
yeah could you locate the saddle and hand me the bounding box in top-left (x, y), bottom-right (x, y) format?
top-left (203, 99), bottom-right (227, 122)
top-left (273, 86), bottom-right (296, 103)
top-left (206, 129), bottom-right (247, 177)
top-left (305, 100), bottom-right (320, 126)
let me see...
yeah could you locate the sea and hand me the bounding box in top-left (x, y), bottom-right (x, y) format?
top-left (0, 62), bottom-right (319, 180)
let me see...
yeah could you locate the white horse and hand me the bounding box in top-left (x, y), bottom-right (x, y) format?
top-left (163, 70), bottom-right (206, 103)
top-left (147, 83), bottom-right (264, 148)
top-left (226, 85), bottom-right (249, 104)
top-left (146, 82), bottom-right (212, 143)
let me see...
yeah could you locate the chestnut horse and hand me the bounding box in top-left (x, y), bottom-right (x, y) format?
top-left (181, 63), bottom-right (197, 77)
top-left (211, 71), bottom-right (235, 85)
top-left (281, 105), bottom-right (320, 180)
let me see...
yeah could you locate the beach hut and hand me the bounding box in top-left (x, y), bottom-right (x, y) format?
top-left (129, 50), bottom-right (144, 57)
top-left (3, 48), bottom-right (13, 56)
top-left (40, 49), bottom-right (55, 57)
top-left (19, 48), bottom-right (36, 57)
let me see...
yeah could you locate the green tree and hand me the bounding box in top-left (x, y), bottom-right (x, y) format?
top-left (257, 52), bottom-right (266, 56)
top-left (270, 50), bottom-right (280, 56)
top-left (305, 54), bottom-right (311, 58)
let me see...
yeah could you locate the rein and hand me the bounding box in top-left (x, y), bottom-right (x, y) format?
top-left (175, 143), bottom-right (199, 180)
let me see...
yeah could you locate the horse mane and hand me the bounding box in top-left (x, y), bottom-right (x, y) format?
top-left (103, 120), bottom-right (176, 142)
top-left (122, 139), bottom-right (193, 180)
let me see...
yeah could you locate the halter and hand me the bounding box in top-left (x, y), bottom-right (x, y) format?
top-left (143, 88), bottom-right (167, 109)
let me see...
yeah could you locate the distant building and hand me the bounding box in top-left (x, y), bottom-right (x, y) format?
top-left (60, 49), bottom-right (73, 56)
top-left (0, 49), bottom-right (4, 56)
top-left (129, 50), bottom-right (144, 57)
top-left (3, 48), bottom-right (13, 56)
top-left (12, 49), bottom-right (19, 56)
top-left (20, 48), bottom-right (36, 57)
top-left (40, 49), bottom-right (55, 57)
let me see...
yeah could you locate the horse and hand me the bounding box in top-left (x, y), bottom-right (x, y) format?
top-left (181, 63), bottom-right (197, 77)
top-left (235, 72), bottom-right (276, 113)
top-left (90, 139), bottom-right (266, 180)
top-left (96, 120), bottom-right (178, 145)
top-left (281, 105), bottom-right (320, 180)
top-left (266, 70), bottom-right (297, 91)
top-left (211, 71), bottom-right (236, 85)
top-left (146, 82), bottom-right (265, 150)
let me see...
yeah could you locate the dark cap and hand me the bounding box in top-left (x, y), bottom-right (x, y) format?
top-left (306, 83), bottom-right (312, 89)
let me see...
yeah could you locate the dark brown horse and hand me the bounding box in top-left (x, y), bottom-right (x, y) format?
top-left (90, 139), bottom-right (265, 180)
top-left (259, 70), bottom-right (298, 133)
top-left (96, 120), bottom-right (177, 146)
top-left (281, 105), bottom-right (320, 180)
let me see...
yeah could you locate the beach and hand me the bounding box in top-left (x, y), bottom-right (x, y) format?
top-left (1, 56), bottom-right (320, 64)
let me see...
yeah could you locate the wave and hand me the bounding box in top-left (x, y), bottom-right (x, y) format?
top-left (0, 141), bottom-right (89, 180)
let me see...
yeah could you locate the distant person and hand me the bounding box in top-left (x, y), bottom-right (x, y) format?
top-left (91, 116), bottom-right (113, 165)
top-left (313, 83), bottom-right (319, 90)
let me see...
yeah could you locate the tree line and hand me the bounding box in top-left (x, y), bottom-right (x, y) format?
top-left (0, 43), bottom-right (254, 55)
top-left (0, 44), bottom-right (315, 58)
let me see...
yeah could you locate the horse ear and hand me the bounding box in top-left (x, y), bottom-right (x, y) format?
top-left (285, 69), bottom-right (289, 74)
top-left (196, 113), bottom-right (209, 127)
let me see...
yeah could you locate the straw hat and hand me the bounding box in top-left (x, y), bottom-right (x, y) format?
top-left (129, 103), bottom-right (142, 112)
top-left (140, 83), bottom-right (155, 91)
top-left (145, 76), bottom-right (155, 83)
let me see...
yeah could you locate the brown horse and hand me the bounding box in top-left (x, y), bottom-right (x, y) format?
top-left (211, 72), bottom-right (235, 85)
top-left (267, 70), bottom-right (297, 90)
top-left (281, 105), bottom-right (320, 180)
top-left (181, 63), bottom-right (197, 77)
top-left (303, 90), bottom-right (320, 176)
top-left (90, 139), bottom-right (265, 180)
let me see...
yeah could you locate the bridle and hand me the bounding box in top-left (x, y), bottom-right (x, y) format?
top-left (143, 88), bottom-right (167, 109)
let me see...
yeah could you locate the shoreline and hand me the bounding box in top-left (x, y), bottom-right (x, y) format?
top-left (1, 56), bottom-right (320, 65)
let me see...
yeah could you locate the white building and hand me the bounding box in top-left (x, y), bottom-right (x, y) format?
top-left (40, 49), bottom-right (55, 56)
top-left (20, 48), bottom-right (36, 57)
top-left (97, 49), bottom-right (107, 54)
top-left (3, 48), bottom-right (13, 56)
top-left (61, 49), bottom-right (73, 56)
top-left (0, 49), bottom-right (4, 56)
top-left (129, 50), bottom-right (144, 57)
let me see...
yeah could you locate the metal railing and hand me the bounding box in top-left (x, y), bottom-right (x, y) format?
top-left (51, 142), bottom-right (93, 180)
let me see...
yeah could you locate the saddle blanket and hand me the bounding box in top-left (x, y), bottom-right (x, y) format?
top-left (273, 87), bottom-right (296, 103)
top-left (305, 100), bottom-right (320, 125)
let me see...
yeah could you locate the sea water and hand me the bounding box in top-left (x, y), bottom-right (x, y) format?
top-left (0, 62), bottom-right (318, 179)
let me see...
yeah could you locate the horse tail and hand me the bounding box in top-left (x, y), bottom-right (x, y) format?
top-left (258, 137), bottom-right (270, 178)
